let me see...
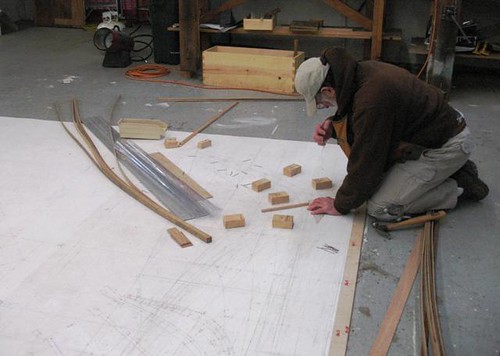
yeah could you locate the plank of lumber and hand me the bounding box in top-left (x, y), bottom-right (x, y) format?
top-left (158, 96), bottom-right (302, 102)
top-left (369, 232), bottom-right (423, 356)
top-left (167, 227), bottom-right (193, 248)
top-left (178, 102), bottom-right (238, 146)
top-left (150, 152), bottom-right (212, 199)
top-left (261, 201), bottom-right (309, 213)
top-left (329, 206), bottom-right (366, 356)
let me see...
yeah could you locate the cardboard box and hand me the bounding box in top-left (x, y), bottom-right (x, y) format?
top-left (203, 46), bottom-right (305, 94)
top-left (243, 16), bottom-right (277, 31)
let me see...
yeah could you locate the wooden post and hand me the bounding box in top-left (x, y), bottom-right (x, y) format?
top-left (426, 0), bottom-right (460, 96)
top-left (370, 0), bottom-right (385, 60)
top-left (179, 0), bottom-right (200, 77)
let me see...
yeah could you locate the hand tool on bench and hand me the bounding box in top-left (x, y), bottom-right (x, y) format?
top-left (372, 210), bottom-right (446, 239)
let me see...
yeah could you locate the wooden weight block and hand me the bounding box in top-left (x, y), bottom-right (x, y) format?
top-left (268, 191), bottom-right (290, 205)
top-left (167, 227), bottom-right (193, 248)
top-left (252, 178), bottom-right (271, 192)
top-left (223, 214), bottom-right (245, 229)
top-left (197, 139), bottom-right (212, 149)
top-left (312, 177), bottom-right (333, 190)
top-left (283, 164), bottom-right (302, 177)
top-left (164, 137), bottom-right (179, 149)
top-left (272, 214), bottom-right (294, 229)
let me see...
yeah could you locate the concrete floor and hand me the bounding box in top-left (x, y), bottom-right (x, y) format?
top-left (1, 26), bottom-right (499, 355)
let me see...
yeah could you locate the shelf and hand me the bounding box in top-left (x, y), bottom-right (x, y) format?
top-left (175, 0), bottom-right (390, 76)
top-left (409, 43), bottom-right (500, 67)
top-left (168, 25), bottom-right (402, 41)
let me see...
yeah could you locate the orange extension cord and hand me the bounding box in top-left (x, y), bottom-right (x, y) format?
top-left (124, 64), bottom-right (301, 96)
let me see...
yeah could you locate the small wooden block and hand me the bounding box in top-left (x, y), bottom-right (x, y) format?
top-left (283, 164), bottom-right (302, 177)
top-left (223, 214), bottom-right (245, 229)
top-left (197, 139), bottom-right (212, 149)
top-left (251, 178), bottom-right (271, 192)
top-left (167, 227), bottom-right (193, 248)
top-left (272, 214), bottom-right (294, 229)
top-left (312, 177), bottom-right (333, 190)
top-left (268, 191), bottom-right (290, 205)
top-left (164, 137), bottom-right (179, 148)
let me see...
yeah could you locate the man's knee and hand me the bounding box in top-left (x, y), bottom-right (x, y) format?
top-left (367, 199), bottom-right (405, 222)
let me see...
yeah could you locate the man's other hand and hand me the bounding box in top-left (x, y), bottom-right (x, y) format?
top-left (313, 119), bottom-right (333, 145)
top-left (307, 197), bottom-right (341, 215)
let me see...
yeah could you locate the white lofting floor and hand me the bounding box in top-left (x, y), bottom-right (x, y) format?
top-left (0, 116), bottom-right (358, 355)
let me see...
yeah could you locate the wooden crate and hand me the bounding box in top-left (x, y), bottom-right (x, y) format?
top-left (202, 46), bottom-right (305, 94)
top-left (243, 16), bottom-right (277, 31)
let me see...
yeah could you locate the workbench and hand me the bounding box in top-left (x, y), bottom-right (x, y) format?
top-left (170, 0), bottom-right (401, 77)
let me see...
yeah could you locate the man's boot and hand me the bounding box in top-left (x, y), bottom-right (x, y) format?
top-left (451, 160), bottom-right (489, 201)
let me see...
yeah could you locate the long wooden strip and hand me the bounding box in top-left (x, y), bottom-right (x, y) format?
top-left (261, 201), bottom-right (309, 213)
top-left (423, 221), bottom-right (445, 355)
top-left (420, 225), bottom-right (429, 356)
top-left (329, 206), bottom-right (366, 356)
top-left (62, 99), bottom-right (212, 243)
top-left (369, 232), bottom-right (423, 356)
top-left (158, 96), bottom-right (302, 102)
top-left (150, 152), bottom-right (212, 199)
top-left (178, 102), bottom-right (238, 146)
top-left (431, 222), bottom-right (445, 353)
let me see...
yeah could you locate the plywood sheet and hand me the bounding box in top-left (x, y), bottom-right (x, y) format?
top-left (0, 116), bottom-right (363, 355)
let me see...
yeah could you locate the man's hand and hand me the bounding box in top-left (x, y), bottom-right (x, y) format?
top-left (313, 119), bottom-right (333, 146)
top-left (307, 197), bottom-right (341, 216)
